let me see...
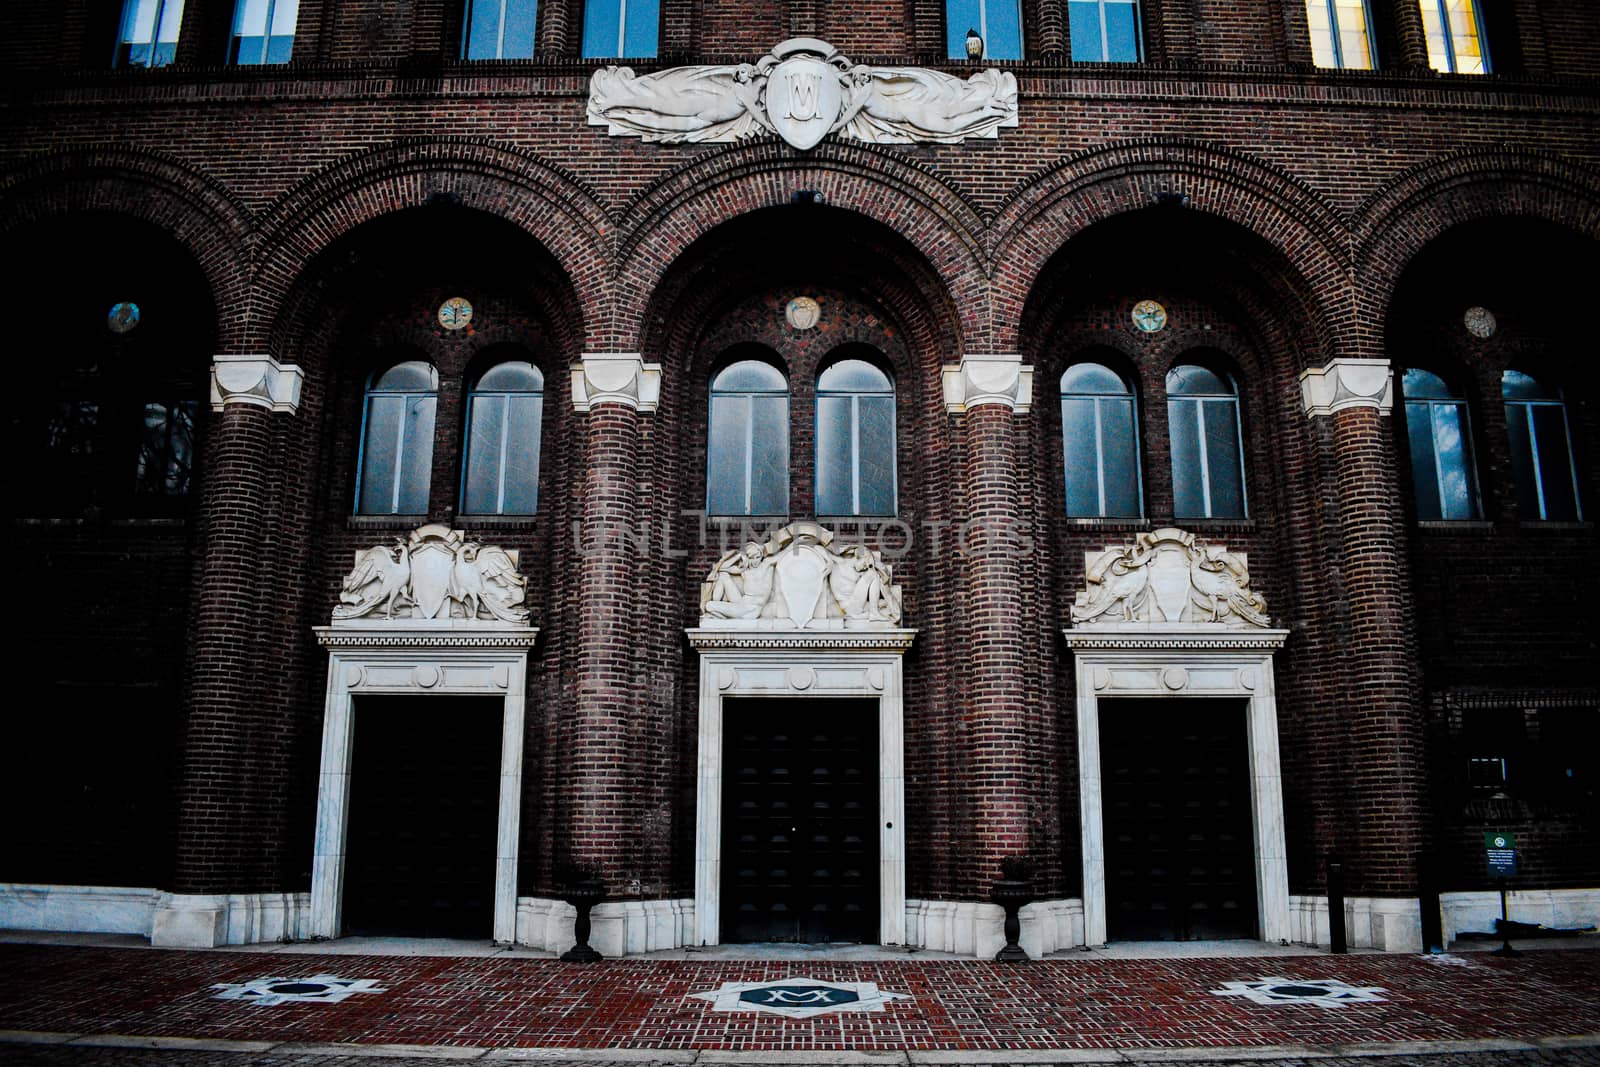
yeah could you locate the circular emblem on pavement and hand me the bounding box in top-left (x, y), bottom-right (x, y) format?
top-left (1463, 306), bottom-right (1496, 338)
top-left (786, 296), bottom-right (821, 330)
top-left (1132, 299), bottom-right (1168, 333)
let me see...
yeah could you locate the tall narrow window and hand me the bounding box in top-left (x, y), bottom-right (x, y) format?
top-left (1401, 369), bottom-right (1480, 520)
top-left (230, 0), bottom-right (298, 64)
top-left (946, 0), bottom-right (1023, 59)
top-left (1062, 362), bottom-right (1142, 518)
top-left (816, 358), bottom-right (896, 517)
top-left (1305, 0), bottom-right (1375, 69)
top-left (707, 359), bottom-right (788, 516)
top-left (135, 400), bottom-right (198, 496)
top-left (1419, 0), bottom-right (1489, 74)
top-left (580, 0), bottom-right (658, 57)
top-left (462, 362), bottom-right (543, 514)
top-left (463, 0), bottom-right (538, 59)
top-left (1503, 370), bottom-right (1582, 521)
top-left (115, 0), bottom-right (185, 67)
top-left (357, 361), bottom-right (438, 515)
top-left (1069, 0), bottom-right (1143, 62)
top-left (1167, 363), bottom-right (1247, 519)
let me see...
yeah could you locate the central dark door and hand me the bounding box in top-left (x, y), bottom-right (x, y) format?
top-left (722, 698), bottom-right (879, 943)
top-left (1101, 698), bottom-right (1257, 941)
top-left (343, 696), bottom-right (502, 938)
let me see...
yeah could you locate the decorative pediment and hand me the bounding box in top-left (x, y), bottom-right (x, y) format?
top-left (1070, 528), bottom-right (1270, 629)
top-left (699, 522), bottom-right (903, 630)
top-left (588, 37), bottom-right (1018, 150)
top-left (330, 524), bottom-right (531, 626)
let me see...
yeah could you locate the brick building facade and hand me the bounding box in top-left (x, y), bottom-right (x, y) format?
top-left (2, 0), bottom-right (1596, 955)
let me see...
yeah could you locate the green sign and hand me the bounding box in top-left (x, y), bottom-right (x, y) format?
top-left (1485, 831), bottom-right (1517, 877)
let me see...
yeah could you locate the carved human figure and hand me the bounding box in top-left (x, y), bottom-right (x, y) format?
top-left (842, 67), bottom-right (1017, 143)
top-left (704, 541), bottom-right (779, 618)
top-left (829, 545), bottom-right (900, 621)
top-left (588, 63), bottom-right (766, 143)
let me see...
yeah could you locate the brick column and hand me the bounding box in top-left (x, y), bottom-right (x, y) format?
top-left (157, 355), bottom-right (305, 947)
top-left (1299, 358), bottom-right (1429, 898)
top-left (1388, 0), bottom-right (1432, 70)
top-left (567, 355), bottom-right (662, 889)
top-left (944, 354), bottom-right (1035, 891)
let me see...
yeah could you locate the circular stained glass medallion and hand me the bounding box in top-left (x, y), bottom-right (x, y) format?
top-left (1463, 306), bottom-right (1496, 338)
top-left (785, 296), bottom-right (821, 331)
top-left (438, 297), bottom-right (474, 331)
top-left (107, 302), bottom-right (141, 333)
top-left (1131, 299), bottom-right (1167, 333)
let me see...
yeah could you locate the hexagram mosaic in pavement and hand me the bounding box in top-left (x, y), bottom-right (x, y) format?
top-left (0, 944), bottom-right (1596, 1052)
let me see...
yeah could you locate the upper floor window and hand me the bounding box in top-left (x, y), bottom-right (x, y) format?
top-left (816, 358), bottom-right (896, 517)
top-left (1503, 370), bottom-right (1581, 521)
top-left (357, 360), bottom-right (437, 515)
top-left (230, 0), bottom-right (298, 64)
top-left (947, 0), bottom-right (1023, 60)
top-left (115, 0), bottom-right (185, 67)
top-left (1061, 362), bottom-right (1142, 519)
top-left (707, 359), bottom-right (788, 516)
top-left (580, 0), bottom-right (658, 57)
top-left (1401, 368), bottom-right (1480, 520)
top-left (1167, 362), bottom-right (1247, 519)
top-left (136, 399), bottom-right (198, 496)
top-left (463, 0), bottom-right (538, 59)
top-left (1070, 0), bottom-right (1143, 62)
top-left (462, 361), bottom-right (543, 515)
top-left (1305, 0), bottom-right (1375, 69)
top-left (1419, 0), bottom-right (1489, 74)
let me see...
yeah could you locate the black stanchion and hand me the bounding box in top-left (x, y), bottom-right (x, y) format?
top-left (1327, 857), bottom-right (1347, 955)
top-left (1491, 879), bottom-right (1520, 957)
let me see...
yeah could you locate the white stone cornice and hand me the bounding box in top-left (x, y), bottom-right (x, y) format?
top-left (209, 354), bottom-right (305, 414)
top-left (941, 353), bottom-right (1034, 413)
top-left (1299, 358), bottom-right (1393, 418)
top-left (571, 353), bottom-right (662, 413)
top-left (313, 625), bottom-right (540, 650)
top-left (686, 628), bottom-right (917, 652)
top-left (1062, 626), bottom-right (1291, 652)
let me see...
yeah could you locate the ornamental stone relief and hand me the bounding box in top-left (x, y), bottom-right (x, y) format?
top-left (700, 522), bottom-right (903, 629)
top-left (1070, 528), bottom-right (1270, 628)
top-left (331, 524), bottom-right (531, 625)
top-left (588, 37), bottom-right (1018, 149)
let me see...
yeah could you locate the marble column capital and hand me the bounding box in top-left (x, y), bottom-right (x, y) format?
top-left (571, 353), bottom-right (662, 412)
top-left (941, 353), bottom-right (1033, 413)
top-left (1299, 358), bottom-right (1393, 418)
top-left (209, 354), bottom-right (305, 414)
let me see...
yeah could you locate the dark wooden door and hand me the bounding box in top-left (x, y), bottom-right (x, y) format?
top-left (722, 699), bottom-right (878, 943)
top-left (1101, 699), bottom-right (1257, 941)
top-left (343, 696), bottom-right (501, 938)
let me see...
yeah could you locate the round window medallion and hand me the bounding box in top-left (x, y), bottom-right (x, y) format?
top-left (1131, 299), bottom-right (1167, 333)
top-left (785, 296), bottom-right (821, 331)
top-left (438, 297), bottom-right (473, 331)
top-left (107, 302), bottom-right (141, 333)
top-left (1463, 306), bottom-right (1496, 339)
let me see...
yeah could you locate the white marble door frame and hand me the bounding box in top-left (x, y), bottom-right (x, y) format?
top-left (1064, 628), bottom-right (1291, 948)
top-left (687, 629), bottom-right (916, 948)
top-left (310, 625), bottom-right (538, 944)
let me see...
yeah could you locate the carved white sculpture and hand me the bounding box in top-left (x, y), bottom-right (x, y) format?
top-left (1071, 528), bottom-right (1269, 628)
top-left (588, 38), bottom-right (1018, 150)
top-left (700, 523), bottom-right (902, 628)
top-left (333, 524), bottom-right (530, 624)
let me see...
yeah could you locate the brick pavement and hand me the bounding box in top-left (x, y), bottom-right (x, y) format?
top-left (1, 944), bottom-right (1597, 1058)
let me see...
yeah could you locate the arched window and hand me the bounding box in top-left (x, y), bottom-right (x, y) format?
top-left (1167, 362), bottom-right (1247, 519)
top-left (1401, 368), bottom-right (1480, 520)
top-left (356, 360), bottom-right (438, 515)
top-left (816, 358), bottom-right (896, 517)
top-left (707, 359), bottom-right (788, 516)
top-left (462, 361), bottom-right (543, 515)
top-left (1503, 370), bottom-right (1582, 521)
top-left (1061, 362), bottom-right (1141, 518)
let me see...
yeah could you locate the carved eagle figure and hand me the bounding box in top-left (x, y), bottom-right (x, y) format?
top-left (1072, 551), bottom-right (1150, 623)
top-left (1189, 548), bottom-right (1269, 627)
top-left (336, 539), bottom-right (412, 619)
top-left (451, 543), bottom-right (530, 623)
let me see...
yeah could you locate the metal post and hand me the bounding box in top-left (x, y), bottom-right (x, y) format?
top-left (1491, 879), bottom-right (1520, 957)
top-left (1327, 858), bottom-right (1347, 954)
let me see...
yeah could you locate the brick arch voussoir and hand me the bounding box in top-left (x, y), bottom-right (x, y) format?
top-left (0, 147), bottom-right (252, 347)
top-left (617, 141), bottom-right (989, 354)
top-left (996, 140), bottom-right (1351, 362)
top-left (1353, 149), bottom-right (1600, 329)
top-left (254, 138), bottom-right (615, 355)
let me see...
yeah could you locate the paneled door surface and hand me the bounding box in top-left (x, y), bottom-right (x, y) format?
top-left (722, 698), bottom-right (879, 943)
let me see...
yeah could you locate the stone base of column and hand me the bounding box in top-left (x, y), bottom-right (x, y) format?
top-left (150, 892), bottom-right (312, 947)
